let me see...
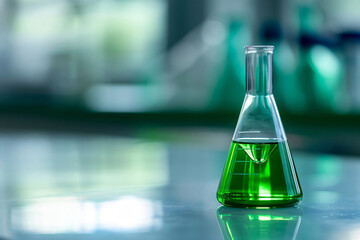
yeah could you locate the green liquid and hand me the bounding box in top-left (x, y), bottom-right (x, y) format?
top-left (217, 141), bottom-right (302, 207)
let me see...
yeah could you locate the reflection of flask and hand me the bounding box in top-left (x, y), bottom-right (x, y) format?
top-left (217, 46), bottom-right (302, 207)
top-left (217, 206), bottom-right (302, 240)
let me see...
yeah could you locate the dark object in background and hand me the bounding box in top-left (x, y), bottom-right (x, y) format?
top-left (339, 31), bottom-right (360, 111)
top-left (167, 0), bottom-right (208, 49)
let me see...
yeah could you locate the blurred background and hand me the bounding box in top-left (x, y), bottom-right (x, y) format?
top-left (0, 0), bottom-right (359, 154)
top-left (0, 0), bottom-right (359, 239)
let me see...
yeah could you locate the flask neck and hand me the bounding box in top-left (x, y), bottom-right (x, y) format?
top-left (245, 47), bottom-right (273, 95)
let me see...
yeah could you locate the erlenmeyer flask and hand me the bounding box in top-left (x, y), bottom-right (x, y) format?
top-left (217, 45), bottom-right (302, 207)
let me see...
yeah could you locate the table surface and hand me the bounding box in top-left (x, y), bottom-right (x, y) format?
top-left (0, 128), bottom-right (359, 240)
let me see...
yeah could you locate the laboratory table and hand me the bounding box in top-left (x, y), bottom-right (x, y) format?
top-left (0, 128), bottom-right (358, 240)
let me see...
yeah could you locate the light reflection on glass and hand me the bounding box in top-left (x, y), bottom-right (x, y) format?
top-left (11, 196), bottom-right (162, 234)
top-left (217, 206), bottom-right (302, 240)
top-left (314, 155), bottom-right (341, 189)
top-left (99, 196), bottom-right (162, 232)
top-left (0, 134), bottom-right (169, 198)
top-left (340, 225), bottom-right (360, 240)
top-left (312, 190), bottom-right (339, 204)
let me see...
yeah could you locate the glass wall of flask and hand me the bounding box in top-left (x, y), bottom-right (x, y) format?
top-left (217, 46), bottom-right (303, 207)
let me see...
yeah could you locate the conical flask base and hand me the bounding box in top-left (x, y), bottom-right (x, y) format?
top-left (217, 141), bottom-right (302, 208)
top-left (239, 142), bottom-right (278, 164)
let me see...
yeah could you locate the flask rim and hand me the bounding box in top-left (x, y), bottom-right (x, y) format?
top-left (245, 45), bottom-right (274, 53)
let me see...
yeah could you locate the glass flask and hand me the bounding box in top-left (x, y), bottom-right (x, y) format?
top-left (217, 206), bottom-right (302, 240)
top-left (217, 45), bottom-right (303, 207)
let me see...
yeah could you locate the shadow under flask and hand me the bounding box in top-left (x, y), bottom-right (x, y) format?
top-left (217, 45), bottom-right (303, 207)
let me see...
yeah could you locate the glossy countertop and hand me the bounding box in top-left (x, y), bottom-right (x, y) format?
top-left (0, 128), bottom-right (359, 240)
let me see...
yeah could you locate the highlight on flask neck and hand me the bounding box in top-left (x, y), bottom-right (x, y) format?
top-left (245, 45), bottom-right (274, 95)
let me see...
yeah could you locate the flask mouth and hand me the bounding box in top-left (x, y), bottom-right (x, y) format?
top-left (245, 45), bottom-right (274, 53)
